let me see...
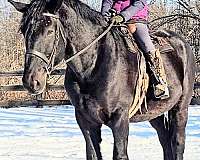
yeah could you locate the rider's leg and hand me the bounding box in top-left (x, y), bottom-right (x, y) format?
top-left (133, 22), bottom-right (169, 99)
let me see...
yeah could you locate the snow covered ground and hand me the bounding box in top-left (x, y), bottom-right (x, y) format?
top-left (0, 105), bottom-right (199, 160)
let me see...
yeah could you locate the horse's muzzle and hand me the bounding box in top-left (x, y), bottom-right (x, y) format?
top-left (22, 68), bottom-right (47, 95)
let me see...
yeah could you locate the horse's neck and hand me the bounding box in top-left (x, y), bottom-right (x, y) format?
top-left (61, 4), bottom-right (106, 79)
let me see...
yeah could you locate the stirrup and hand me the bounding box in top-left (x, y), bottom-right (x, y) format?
top-left (153, 83), bottom-right (170, 100)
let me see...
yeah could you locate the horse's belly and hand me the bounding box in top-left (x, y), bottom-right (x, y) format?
top-left (129, 84), bottom-right (182, 122)
top-left (130, 53), bottom-right (183, 122)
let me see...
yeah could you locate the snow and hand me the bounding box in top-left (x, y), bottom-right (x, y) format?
top-left (0, 105), bottom-right (199, 160)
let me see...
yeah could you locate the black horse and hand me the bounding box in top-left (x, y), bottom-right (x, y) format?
top-left (9, 0), bottom-right (195, 159)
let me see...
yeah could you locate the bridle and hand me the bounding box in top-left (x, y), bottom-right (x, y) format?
top-left (26, 13), bottom-right (66, 75)
top-left (25, 12), bottom-right (115, 75)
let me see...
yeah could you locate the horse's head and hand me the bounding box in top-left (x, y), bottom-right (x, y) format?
top-left (9, 0), bottom-right (65, 95)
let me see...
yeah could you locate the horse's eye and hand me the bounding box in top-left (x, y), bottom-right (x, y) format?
top-left (47, 30), bottom-right (54, 36)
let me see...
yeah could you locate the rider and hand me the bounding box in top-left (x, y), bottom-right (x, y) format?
top-left (101, 0), bottom-right (169, 99)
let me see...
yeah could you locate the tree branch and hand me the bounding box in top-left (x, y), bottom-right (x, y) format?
top-left (149, 13), bottom-right (200, 24)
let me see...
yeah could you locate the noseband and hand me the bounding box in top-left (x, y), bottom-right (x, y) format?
top-left (26, 13), bottom-right (66, 75)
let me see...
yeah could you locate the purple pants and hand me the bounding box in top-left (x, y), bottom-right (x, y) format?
top-left (132, 22), bottom-right (155, 53)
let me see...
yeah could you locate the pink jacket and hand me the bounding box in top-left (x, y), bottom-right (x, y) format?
top-left (101, 0), bottom-right (148, 21)
top-left (113, 0), bottom-right (148, 20)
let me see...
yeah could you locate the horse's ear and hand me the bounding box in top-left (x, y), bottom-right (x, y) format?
top-left (8, 0), bottom-right (29, 13)
top-left (46, 0), bottom-right (63, 14)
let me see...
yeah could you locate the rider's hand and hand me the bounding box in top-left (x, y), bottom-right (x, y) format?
top-left (111, 14), bottom-right (125, 24)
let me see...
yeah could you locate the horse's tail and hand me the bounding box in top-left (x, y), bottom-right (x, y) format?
top-left (154, 30), bottom-right (195, 96)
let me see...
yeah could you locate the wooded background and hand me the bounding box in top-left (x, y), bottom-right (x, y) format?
top-left (0, 0), bottom-right (199, 105)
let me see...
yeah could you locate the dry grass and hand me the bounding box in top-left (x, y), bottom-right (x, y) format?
top-left (0, 10), bottom-right (67, 105)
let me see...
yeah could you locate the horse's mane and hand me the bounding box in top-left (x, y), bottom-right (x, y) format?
top-left (63, 0), bottom-right (104, 25)
top-left (20, 0), bottom-right (104, 34)
top-left (20, 0), bottom-right (47, 34)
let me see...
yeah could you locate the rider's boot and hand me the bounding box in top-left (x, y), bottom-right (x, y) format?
top-left (147, 49), bottom-right (170, 99)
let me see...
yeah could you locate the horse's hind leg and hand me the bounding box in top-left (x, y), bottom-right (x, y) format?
top-left (173, 99), bottom-right (190, 160)
top-left (150, 101), bottom-right (189, 160)
top-left (150, 114), bottom-right (175, 160)
top-left (75, 110), bottom-right (102, 160)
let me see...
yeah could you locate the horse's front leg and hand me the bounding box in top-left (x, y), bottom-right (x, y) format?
top-left (65, 68), bottom-right (102, 159)
top-left (75, 110), bottom-right (102, 160)
top-left (109, 109), bottom-right (129, 160)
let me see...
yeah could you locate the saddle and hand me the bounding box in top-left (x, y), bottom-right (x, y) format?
top-left (151, 33), bottom-right (174, 54)
top-left (118, 28), bottom-right (174, 118)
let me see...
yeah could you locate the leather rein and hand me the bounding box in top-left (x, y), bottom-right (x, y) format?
top-left (26, 13), bottom-right (114, 75)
